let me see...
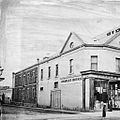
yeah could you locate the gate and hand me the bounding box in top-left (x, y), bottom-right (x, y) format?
top-left (50, 90), bottom-right (61, 109)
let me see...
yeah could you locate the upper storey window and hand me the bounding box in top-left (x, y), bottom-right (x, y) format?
top-left (91, 56), bottom-right (98, 71)
top-left (55, 64), bottom-right (58, 77)
top-left (48, 66), bottom-right (51, 79)
top-left (116, 58), bottom-right (120, 72)
top-left (41, 69), bottom-right (43, 80)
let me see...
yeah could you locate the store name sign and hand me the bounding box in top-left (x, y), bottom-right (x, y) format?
top-left (61, 77), bottom-right (82, 83)
top-left (107, 28), bottom-right (120, 36)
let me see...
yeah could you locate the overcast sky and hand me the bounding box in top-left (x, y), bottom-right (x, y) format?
top-left (0, 0), bottom-right (120, 86)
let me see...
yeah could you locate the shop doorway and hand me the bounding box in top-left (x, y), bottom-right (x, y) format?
top-left (50, 90), bottom-right (61, 109)
top-left (94, 80), bottom-right (108, 110)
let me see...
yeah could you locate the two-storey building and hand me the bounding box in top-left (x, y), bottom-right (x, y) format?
top-left (12, 65), bottom-right (38, 107)
top-left (12, 27), bottom-right (120, 111)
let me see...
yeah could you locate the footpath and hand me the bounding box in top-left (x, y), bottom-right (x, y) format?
top-left (2, 104), bottom-right (79, 114)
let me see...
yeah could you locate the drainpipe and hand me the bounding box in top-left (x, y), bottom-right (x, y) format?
top-left (12, 72), bottom-right (15, 102)
top-left (36, 58), bottom-right (39, 107)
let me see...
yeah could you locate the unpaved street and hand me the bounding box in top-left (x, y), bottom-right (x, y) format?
top-left (1, 106), bottom-right (120, 120)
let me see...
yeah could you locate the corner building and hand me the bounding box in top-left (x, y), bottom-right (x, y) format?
top-left (12, 27), bottom-right (120, 111)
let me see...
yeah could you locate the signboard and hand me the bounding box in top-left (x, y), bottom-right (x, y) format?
top-left (107, 28), bottom-right (120, 36)
top-left (61, 77), bottom-right (82, 83)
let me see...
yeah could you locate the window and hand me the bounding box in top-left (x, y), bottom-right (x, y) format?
top-left (54, 82), bottom-right (58, 88)
top-left (70, 42), bottom-right (74, 48)
top-left (91, 56), bottom-right (98, 70)
top-left (41, 69), bottom-right (43, 80)
top-left (23, 74), bottom-right (26, 85)
top-left (116, 58), bottom-right (120, 72)
top-left (27, 72), bottom-right (30, 84)
top-left (32, 87), bottom-right (36, 99)
top-left (30, 70), bottom-right (33, 83)
top-left (55, 64), bottom-right (58, 77)
top-left (27, 88), bottom-right (29, 101)
top-left (40, 87), bottom-right (43, 91)
top-left (48, 66), bottom-right (51, 79)
top-left (70, 59), bottom-right (73, 73)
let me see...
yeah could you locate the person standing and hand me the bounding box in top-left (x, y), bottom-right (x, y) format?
top-left (102, 89), bottom-right (108, 119)
top-left (108, 98), bottom-right (112, 111)
top-left (102, 103), bottom-right (106, 119)
top-left (2, 93), bottom-right (5, 104)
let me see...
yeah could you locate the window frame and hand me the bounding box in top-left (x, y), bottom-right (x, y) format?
top-left (48, 66), bottom-right (51, 79)
top-left (55, 64), bottom-right (58, 77)
top-left (54, 82), bottom-right (58, 88)
top-left (69, 59), bottom-right (73, 74)
top-left (116, 58), bottom-right (120, 72)
top-left (41, 69), bottom-right (43, 80)
top-left (91, 56), bottom-right (98, 71)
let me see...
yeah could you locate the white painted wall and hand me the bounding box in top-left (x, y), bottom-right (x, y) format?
top-left (61, 80), bottom-right (83, 110)
top-left (37, 45), bottom-right (120, 109)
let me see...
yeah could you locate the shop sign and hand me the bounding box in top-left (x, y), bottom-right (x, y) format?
top-left (61, 77), bottom-right (82, 83)
top-left (107, 28), bottom-right (120, 36)
top-left (89, 74), bottom-right (118, 80)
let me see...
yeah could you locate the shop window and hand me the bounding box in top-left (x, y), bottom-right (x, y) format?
top-left (94, 80), bottom-right (108, 102)
top-left (54, 82), bottom-right (58, 88)
top-left (55, 64), bottom-right (58, 77)
top-left (69, 59), bottom-right (73, 73)
top-left (41, 69), bottom-right (43, 80)
top-left (91, 56), bottom-right (98, 71)
top-left (116, 58), bottom-right (120, 72)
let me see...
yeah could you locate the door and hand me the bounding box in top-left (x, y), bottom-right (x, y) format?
top-left (51, 90), bottom-right (61, 109)
top-left (94, 80), bottom-right (108, 110)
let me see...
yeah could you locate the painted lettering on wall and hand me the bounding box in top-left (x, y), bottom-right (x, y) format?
top-left (61, 77), bottom-right (81, 83)
top-left (107, 28), bottom-right (120, 36)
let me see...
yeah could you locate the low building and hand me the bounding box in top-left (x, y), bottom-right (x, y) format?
top-left (12, 27), bottom-right (120, 111)
top-left (0, 86), bottom-right (12, 103)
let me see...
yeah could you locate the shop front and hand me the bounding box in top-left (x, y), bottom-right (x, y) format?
top-left (109, 81), bottom-right (120, 109)
top-left (81, 70), bottom-right (120, 111)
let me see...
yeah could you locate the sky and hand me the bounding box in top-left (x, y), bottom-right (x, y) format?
top-left (0, 0), bottom-right (120, 87)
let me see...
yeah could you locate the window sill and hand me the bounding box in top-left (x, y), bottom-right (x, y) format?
top-left (55, 76), bottom-right (59, 78)
top-left (69, 72), bottom-right (74, 75)
top-left (48, 77), bottom-right (51, 80)
top-left (54, 87), bottom-right (59, 90)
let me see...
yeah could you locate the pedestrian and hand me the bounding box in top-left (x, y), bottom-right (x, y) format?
top-left (108, 98), bottom-right (112, 112)
top-left (2, 93), bottom-right (5, 104)
top-left (102, 103), bottom-right (106, 119)
top-left (102, 89), bottom-right (108, 119)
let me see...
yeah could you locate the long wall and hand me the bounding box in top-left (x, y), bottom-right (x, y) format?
top-left (12, 44), bottom-right (120, 110)
top-left (38, 46), bottom-right (120, 110)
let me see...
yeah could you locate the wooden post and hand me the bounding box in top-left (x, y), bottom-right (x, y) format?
top-left (89, 78), bottom-right (95, 110)
top-left (82, 78), bottom-right (86, 110)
